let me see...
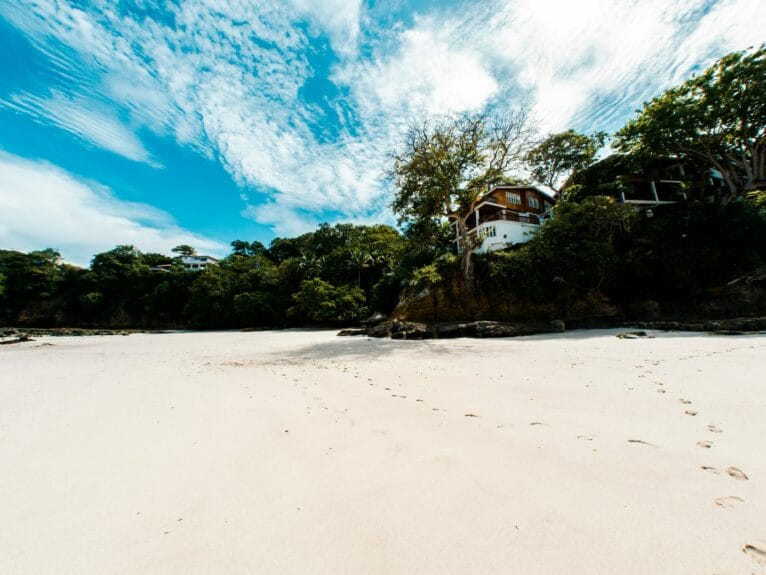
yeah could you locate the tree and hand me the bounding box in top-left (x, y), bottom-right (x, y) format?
top-left (615, 46), bottom-right (766, 201)
top-left (482, 196), bottom-right (637, 300)
top-left (230, 240), bottom-right (266, 257)
top-left (526, 130), bottom-right (606, 194)
top-left (290, 278), bottom-right (366, 323)
top-left (391, 111), bottom-right (537, 286)
top-left (172, 244), bottom-right (196, 257)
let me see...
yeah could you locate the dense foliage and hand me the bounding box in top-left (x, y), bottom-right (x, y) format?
top-left (615, 45), bottom-right (765, 200)
top-left (0, 224), bottom-right (406, 328)
top-left (525, 130), bottom-right (606, 194)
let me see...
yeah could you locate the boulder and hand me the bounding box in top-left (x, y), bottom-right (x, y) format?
top-left (337, 328), bottom-right (367, 337)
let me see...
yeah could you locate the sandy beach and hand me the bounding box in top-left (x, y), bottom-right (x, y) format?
top-left (1, 329), bottom-right (765, 574)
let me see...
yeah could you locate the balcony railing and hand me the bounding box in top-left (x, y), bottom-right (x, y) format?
top-left (480, 210), bottom-right (541, 225)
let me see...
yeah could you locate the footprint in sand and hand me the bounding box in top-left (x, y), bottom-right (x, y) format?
top-left (680, 399), bottom-right (692, 404)
top-left (743, 543), bottom-right (766, 564)
top-left (628, 439), bottom-right (657, 447)
top-left (701, 465), bottom-right (720, 474)
top-left (707, 424), bottom-right (723, 433)
top-left (727, 467), bottom-right (748, 481)
top-left (685, 410), bottom-right (698, 416)
top-left (697, 440), bottom-right (713, 449)
top-left (714, 496), bottom-right (744, 508)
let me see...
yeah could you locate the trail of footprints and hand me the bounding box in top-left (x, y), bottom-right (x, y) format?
top-left (648, 360), bottom-right (762, 567)
top-left (280, 354), bottom-right (766, 566)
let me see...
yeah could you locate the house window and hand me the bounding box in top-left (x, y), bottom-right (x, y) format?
top-left (528, 196), bottom-right (539, 209)
top-left (505, 192), bottom-right (521, 205)
top-left (479, 226), bottom-right (496, 239)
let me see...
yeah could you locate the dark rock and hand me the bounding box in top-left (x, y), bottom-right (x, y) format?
top-left (367, 322), bottom-right (393, 338)
top-left (625, 299), bottom-right (662, 320)
top-left (433, 323), bottom-right (468, 338)
top-left (362, 312), bottom-right (387, 326)
top-left (634, 316), bottom-right (766, 333)
top-left (0, 334), bottom-right (33, 345)
top-left (616, 331), bottom-right (650, 339)
top-left (550, 319), bottom-right (566, 332)
top-left (337, 328), bottom-right (367, 337)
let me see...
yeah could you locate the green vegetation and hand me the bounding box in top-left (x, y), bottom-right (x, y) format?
top-left (0, 224), bottom-right (405, 328)
top-left (525, 130), bottom-right (606, 194)
top-left (615, 46), bottom-right (765, 200)
top-left (2, 48), bottom-right (765, 329)
top-left (390, 111), bottom-right (536, 285)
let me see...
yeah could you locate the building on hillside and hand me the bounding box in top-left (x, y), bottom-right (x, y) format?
top-left (454, 185), bottom-right (556, 254)
top-left (566, 154), bottom-right (728, 208)
top-left (180, 255), bottom-right (219, 271)
top-left (615, 175), bottom-right (686, 208)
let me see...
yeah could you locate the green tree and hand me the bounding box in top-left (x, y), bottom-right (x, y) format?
top-left (172, 244), bottom-right (196, 257)
top-left (0, 249), bottom-right (64, 310)
top-left (290, 278), bottom-right (366, 323)
top-left (526, 130), bottom-right (606, 194)
top-left (615, 46), bottom-right (766, 201)
top-left (481, 197), bottom-right (637, 301)
top-left (230, 240), bottom-right (266, 257)
top-left (90, 245), bottom-right (144, 278)
top-left (184, 266), bottom-right (234, 327)
top-left (391, 111), bottom-right (536, 286)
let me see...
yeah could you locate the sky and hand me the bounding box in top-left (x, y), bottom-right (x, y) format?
top-left (0, 0), bottom-right (764, 266)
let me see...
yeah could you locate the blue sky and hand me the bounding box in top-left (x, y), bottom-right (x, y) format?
top-left (0, 0), bottom-right (763, 266)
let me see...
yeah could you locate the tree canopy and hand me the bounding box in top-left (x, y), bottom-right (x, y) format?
top-left (615, 46), bottom-right (766, 200)
top-left (526, 130), bottom-right (606, 194)
top-left (390, 111), bottom-right (537, 284)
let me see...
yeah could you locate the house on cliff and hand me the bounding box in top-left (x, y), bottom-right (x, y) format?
top-left (454, 185), bottom-right (556, 254)
top-left (566, 154), bottom-right (727, 207)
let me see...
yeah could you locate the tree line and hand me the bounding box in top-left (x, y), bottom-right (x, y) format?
top-left (2, 46), bottom-right (764, 328)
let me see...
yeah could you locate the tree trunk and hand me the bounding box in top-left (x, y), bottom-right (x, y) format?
top-left (456, 217), bottom-right (476, 292)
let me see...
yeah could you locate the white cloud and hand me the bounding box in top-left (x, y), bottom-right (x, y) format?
top-left (475, 0), bottom-right (766, 132)
top-left (1, 91), bottom-right (156, 164)
top-left (0, 152), bottom-right (226, 267)
top-left (287, 0), bottom-right (362, 56)
top-left (344, 20), bottom-right (499, 116)
top-left (1, 0), bottom-right (764, 239)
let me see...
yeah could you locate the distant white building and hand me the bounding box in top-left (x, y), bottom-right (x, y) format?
top-left (454, 185), bottom-right (557, 254)
top-left (180, 255), bottom-right (219, 271)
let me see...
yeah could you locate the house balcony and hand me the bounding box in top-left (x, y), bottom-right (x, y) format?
top-left (474, 210), bottom-right (542, 226)
top-left (456, 210), bottom-right (544, 253)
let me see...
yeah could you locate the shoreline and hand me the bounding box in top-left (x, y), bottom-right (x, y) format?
top-left (3, 314), bottom-right (766, 343)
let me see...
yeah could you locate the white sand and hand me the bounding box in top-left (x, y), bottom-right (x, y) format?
top-left (1, 329), bottom-right (765, 574)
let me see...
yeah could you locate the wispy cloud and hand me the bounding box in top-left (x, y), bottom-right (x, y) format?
top-left (1, 90), bottom-right (156, 164)
top-left (1, 0), bottom-right (764, 239)
top-left (0, 152), bottom-right (225, 266)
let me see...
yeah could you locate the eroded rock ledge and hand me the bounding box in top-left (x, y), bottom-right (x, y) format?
top-left (338, 316), bottom-right (766, 339)
top-left (339, 319), bottom-right (566, 339)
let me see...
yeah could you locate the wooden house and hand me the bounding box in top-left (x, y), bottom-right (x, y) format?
top-left (455, 185), bottom-right (556, 253)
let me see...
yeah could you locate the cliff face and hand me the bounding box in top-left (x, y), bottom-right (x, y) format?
top-left (391, 280), bottom-right (618, 325)
top-left (391, 273), bottom-right (766, 327)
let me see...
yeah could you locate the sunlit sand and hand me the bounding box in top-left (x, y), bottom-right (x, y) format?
top-left (2, 329), bottom-right (765, 573)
